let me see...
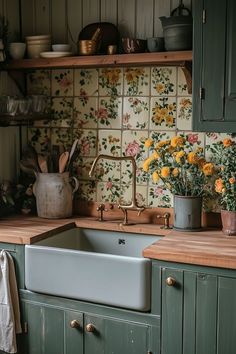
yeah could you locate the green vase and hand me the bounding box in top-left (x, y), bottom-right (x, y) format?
top-left (174, 195), bottom-right (202, 231)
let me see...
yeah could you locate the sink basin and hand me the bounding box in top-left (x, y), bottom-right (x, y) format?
top-left (25, 228), bottom-right (161, 311)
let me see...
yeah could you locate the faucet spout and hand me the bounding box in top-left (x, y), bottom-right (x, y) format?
top-left (89, 154), bottom-right (147, 224)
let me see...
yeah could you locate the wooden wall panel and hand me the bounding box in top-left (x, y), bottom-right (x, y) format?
top-left (101, 0), bottom-right (117, 24)
top-left (51, 0), bottom-right (67, 43)
top-left (154, 0), bottom-right (171, 37)
top-left (21, 0), bottom-right (35, 38)
top-left (35, 0), bottom-right (51, 35)
top-left (82, 0), bottom-right (101, 28)
top-left (67, 0), bottom-right (82, 53)
top-left (118, 0), bottom-right (136, 38)
top-left (19, 0), bottom-right (192, 43)
top-left (136, 0), bottom-right (154, 39)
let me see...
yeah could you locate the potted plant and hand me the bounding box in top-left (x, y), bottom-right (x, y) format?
top-left (143, 135), bottom-right (215, 230)
top-left (210, 138), bottom-right (236, 236)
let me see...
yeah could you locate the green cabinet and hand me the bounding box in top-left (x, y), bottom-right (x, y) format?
top-left (19, 292), bottom-right (158, 354)
top-left (158, 262), bottom-right (236, 354)
top-left (193, 0), bottom-right (236, 132)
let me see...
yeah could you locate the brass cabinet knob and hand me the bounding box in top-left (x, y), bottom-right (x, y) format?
top-left (70, 320), bottom-right (80, 329)
top-left (166, 277), bottom-right (176, 286)
top-left (86, 323), bottom-right (96, 333)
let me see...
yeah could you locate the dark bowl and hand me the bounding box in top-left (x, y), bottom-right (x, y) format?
top-left (122, 38), bottom-right (147, 54)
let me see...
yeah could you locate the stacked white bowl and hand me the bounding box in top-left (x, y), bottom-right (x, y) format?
top-left (26, 35), bottom-right (51, 58)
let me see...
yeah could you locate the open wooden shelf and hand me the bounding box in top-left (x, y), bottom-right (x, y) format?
top-left (7, 51), bottom-right (192, 70)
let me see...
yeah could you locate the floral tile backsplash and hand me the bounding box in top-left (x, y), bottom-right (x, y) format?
top-left (26, 66), bottom-right (231, 210)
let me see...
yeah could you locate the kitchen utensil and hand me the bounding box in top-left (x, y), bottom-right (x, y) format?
top-left (19, 161), bottom-right (36, 175)
top-left (122, 38), bottom-right (147, 53)
top-left (147, 37), bottom-right (164, 52)
top-left (59, 151), bottom-right (69, 174)
top-left (78, 22), bottom-right (119, 54)
top-left (9, 42), bottom-right (26, 59)
top-left (66, 139), bottom-right (79, 171)
top-left (51, 145), bottom-right (60, 172)
top-left (52, 44), bottom-right (71, 52)
top-left (91, 27), bottom-right (101, 41)
top-left (159, 2), bottom-right (192, 51)
top-left (38, 155), bottom-right (48, 173)
top-left (20, 158), bottom-right (40, 173)
top-left (40, 51), bottom-right (73, 58)
top-left (78, 40), bottom-right (98, 55)
top-left (22, 145), bottom-right (41, 172)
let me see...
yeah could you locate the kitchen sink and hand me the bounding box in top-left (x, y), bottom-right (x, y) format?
top-left (25, 228), bottom-right (161, 311)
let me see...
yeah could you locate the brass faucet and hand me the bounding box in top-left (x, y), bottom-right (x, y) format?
top-left (156, 212), bottom-right (172, 229)
top-left (89, 154), bottom-right (147, 225)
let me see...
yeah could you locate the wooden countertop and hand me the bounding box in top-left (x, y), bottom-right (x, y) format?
top-left (0, 215), bottom-right (236, 270)
top-left (143, 229), bottom-right (236, 269)
top-left (0, 215), bottom-right (168, 245)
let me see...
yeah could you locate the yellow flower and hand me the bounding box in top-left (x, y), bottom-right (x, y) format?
top-left (180, 98), bottom-right (191, 108)
top-left (202, 163), bottom-right (215, 176)
top-left (151, 151), bottom-right (160, 160)
top-left (215, 178), bottom-right (224, 193)
top-left (175, 150), bottom-right (185, 163)
top-left (166, 115), bottom-right (174, 126)
top-left (223, 138), bottom-right (233, 147)
top-left (156, 140), bottom-right (170, 149)
top-left (172, 168), bottom-right (179, 177)
top-left (155, 83), bottom-right (165, 94)
top-left (161, 166), bottom-right (170, 178)
top-left (143, 157), bottom-right (152, 172)
top-left (229, 177), bottom-right (236, 184)
top-left (198, 157), bottom-right (206, 168)
top-left (187, 152), bottom-right (198, 164)
top-left (170, 136), bottom-right (185, 148)
top-left (152, 171), bottom-right (160, 183)
top-left (144, 138), bottom-right (153, 148)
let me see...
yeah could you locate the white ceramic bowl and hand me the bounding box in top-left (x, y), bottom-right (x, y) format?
top-left (26, 34), bottom-right (51, 42)
top-left (9, 42), bottom-right (26, 60)
top-left (27, 43), bottom-right (51, 58)
top-left (52, 44), bottom-right (71, 52)
top-left (26, 39), bottom-right (51, 45)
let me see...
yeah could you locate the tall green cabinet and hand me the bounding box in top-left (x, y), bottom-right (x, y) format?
top-left (193, 0), bottom-right (236, 132)
top-left (157, 261), bottom-right (236, 354)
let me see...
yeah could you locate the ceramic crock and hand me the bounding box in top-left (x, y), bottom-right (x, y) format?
top-left (221, 210), bottom-right (236, 236)
top-left (33, 172), bottom-right (79, 219)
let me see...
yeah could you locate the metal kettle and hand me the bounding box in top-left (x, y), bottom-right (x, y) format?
top-left (159, 0), bottom-right (192, 51)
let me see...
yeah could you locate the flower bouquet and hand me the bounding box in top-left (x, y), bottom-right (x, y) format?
top-left (210, 138), bottom-right (236, 235)
top-left (143, 135), bottom-right (215, 229)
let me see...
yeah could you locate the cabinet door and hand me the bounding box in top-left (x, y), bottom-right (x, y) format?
top-left (224, 0), bottom-right (236, 121)
top-left (161, 267), bottom-right (218, 354)
top-left (84, 314), bottom-right (152, 354)
top-left (192, 0), bottom-right (230, 132)
top-left (23, 301), bottom-right (83, 354)
top-left (217, 277), bottom-right (236, 354)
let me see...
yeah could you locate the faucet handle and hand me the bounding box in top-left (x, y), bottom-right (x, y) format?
top-left (157, 212), bottom-right (172, 229)
top-left (96, 203), bottom-right (108, 222)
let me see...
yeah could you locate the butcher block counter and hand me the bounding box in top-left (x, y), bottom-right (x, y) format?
top-left (0, 215), bottom-right (235, 269)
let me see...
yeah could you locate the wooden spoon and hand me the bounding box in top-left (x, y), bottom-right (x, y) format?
top-left (59, 151), bottom-right (69, 173)
top-left (38, 155), bottom-right (48, 173)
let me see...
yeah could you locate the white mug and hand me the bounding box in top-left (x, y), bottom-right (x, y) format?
top-left (9, 42), bottom-right (26, 60)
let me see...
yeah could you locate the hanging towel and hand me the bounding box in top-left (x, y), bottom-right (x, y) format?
top-left (0, 250), bottom-right (22, 353)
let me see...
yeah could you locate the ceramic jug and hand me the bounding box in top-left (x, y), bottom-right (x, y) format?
top-left (33, 172), bottom-right (79, 219)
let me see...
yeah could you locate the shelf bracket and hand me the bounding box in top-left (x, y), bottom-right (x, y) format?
top-left (7, 70), bottom-right (26, 95)
top-left (181, 61), bottom-right (192, 94)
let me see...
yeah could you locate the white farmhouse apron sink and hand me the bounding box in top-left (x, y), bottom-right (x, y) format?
top-left (25, 228), bottom-right (160, 311)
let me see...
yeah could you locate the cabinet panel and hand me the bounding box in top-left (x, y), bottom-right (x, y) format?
top-left (84, 314), bottom-right (151, 354)
top-left (23, 301), bottom-right (83, 354)
top-left (218, 277), bottom-right (236, 354)
top-left (161, 268), bottom-right (183, 354)
top-left (196, 274), bottom-right (217, 354)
